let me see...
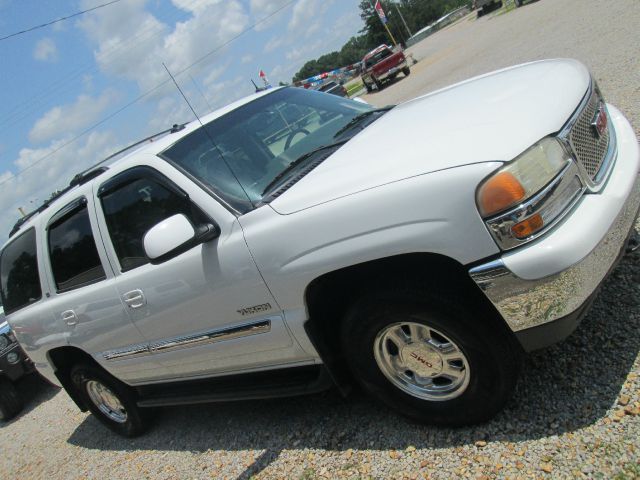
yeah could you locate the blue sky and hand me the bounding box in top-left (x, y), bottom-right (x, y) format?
top-left (0, 0), bottom-right (364, 236)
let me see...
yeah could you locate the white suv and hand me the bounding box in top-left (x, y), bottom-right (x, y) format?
top-left (1, 59), bottom-right (638, 437)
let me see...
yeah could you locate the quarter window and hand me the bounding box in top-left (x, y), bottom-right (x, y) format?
top-left (48, 200), bottom-right (106, 292)
top-left (100, 174), bottom-right (207, 272)
top-left (0, 228), bottom-right (42, 314)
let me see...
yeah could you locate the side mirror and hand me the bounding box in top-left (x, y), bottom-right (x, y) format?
top-left (143, 214), bottom-right (218, 262)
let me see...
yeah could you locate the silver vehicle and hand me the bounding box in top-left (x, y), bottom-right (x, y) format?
top-left (1, 60), bottom-right (638, 437)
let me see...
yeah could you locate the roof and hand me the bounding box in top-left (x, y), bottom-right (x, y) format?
top-left (363, 44), bottom-right (392, 60)
top-left (6, 87), bottom-right (283, 240)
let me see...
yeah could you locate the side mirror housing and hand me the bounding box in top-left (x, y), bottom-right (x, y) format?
top-left (143, 214), bottom-right (218, 262)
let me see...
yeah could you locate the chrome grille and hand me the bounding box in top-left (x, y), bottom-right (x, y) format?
top-left (568, 87), bottom-right (610, 182)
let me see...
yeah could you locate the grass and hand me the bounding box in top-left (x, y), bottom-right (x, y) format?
top-left (345, 78), bottom-right (365, 97)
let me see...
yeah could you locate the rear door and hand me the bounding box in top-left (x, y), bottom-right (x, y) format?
top-left (93, 163), bottom-right (303, 380)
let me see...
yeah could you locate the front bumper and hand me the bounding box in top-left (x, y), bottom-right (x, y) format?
top-left (469, 104), bottom-right (640, 350)
top-left (0, 343), bottom-right (32, 381)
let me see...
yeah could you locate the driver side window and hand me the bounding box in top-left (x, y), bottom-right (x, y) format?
top-left (100, 171), bottom-right (208, 272)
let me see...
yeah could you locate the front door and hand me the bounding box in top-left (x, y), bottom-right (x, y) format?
top-left (93, 165), bottom-right (301, 380)
top-left (41, 192), bottom-right (169, 384)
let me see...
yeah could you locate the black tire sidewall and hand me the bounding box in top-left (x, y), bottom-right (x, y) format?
top-left (71, 364), bottom-right (149, 437)
top-left (0, 378), bottom-right (23, 421)
top-left (341, 292), bottom-right (520, 425)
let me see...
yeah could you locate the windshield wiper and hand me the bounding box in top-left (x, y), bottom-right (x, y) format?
top-left (333, 106), bottom-right (394, 139)
top-left (262, 140), bottom-right (348, 195)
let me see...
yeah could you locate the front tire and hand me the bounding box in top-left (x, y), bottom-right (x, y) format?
top-left (341, 290), bottom-right (521, 425)
top-left (71, 364), bottom-right (151, 437)
top-left (0, 379), bottom-right (23, 421)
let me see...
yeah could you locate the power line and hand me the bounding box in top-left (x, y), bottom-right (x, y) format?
top-left (0, 0), bottom-right (203, 128)
top-left (0, 0), bottom-right (297, 188)
top-left (0, 0), bottom-right (125, 42)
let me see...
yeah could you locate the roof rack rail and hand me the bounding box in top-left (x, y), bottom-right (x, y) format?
top-left (7, 123), bottom-right (187, 239)
top-left (69, 166), bottom-right (108, 187)
top-left (74, 123), bottom-right (188, 179)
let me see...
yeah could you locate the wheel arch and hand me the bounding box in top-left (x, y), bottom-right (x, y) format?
top-left (47, 346), bottom-right (104, 412)
top-left (302, 252), bottom-right (510, 393)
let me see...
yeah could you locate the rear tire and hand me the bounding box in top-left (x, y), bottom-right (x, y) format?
top-left (71, 364), bottom-right (151, 437)
top-left (365, 83), bottom-right (373, 93)
top-left (374, 78), bottom-right (383, 91)
top-left (0, 379), bottom-right (23, 421)
top-left (402, 67), bottom-right (410, 76)
top-left (341, 289), bottom-right (521, 426)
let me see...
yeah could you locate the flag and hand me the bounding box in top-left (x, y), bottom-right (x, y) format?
top-left (258, 69), bottom-right (271, 88)
top-left (374, 0), bottom-right (388, 24)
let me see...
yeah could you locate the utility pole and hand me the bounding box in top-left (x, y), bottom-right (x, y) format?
top-left (395, 3), bottom-right (412, 37)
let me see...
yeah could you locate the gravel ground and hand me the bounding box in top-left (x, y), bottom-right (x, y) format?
top-left (2, 1), bottom-right (640, 479)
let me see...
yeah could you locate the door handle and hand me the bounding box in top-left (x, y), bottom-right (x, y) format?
top-left (123, 289), bottom-right (146, 309)
top-left (61, 310), bottom-right (78, 326)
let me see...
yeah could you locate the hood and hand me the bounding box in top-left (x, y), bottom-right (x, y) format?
top-left (270, 59), bottom-right (590, 215)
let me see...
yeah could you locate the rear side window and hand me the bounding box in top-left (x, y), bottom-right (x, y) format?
top-left (48, 200), bottom-right (106, 292)
top-left (100, 174), bottom-right (207, 272)
top-left (0, 228), bottom-right (42, 314)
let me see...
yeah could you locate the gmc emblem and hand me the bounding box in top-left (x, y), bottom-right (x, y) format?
top-left (591, 103), bottom-right (608, 139)
top-left (410, 351), bottom-right (433, 368)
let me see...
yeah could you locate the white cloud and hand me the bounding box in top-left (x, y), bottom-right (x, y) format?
top-left (250, 0), bottom-right (288, 31)
top-left (264, 35), bottom-right (284, 53)
top-left (78, 0), bottom-right (249, 93)
top-left (33, 37), bottom-right (58, 62)
top-left (241, 54), bottom-right (253, 64)
top-left (78, 0), bottom-right (169, 92)
top-left (29, 89), bottom-right (119, 144)
top-left (0, 130), bottom-right (118, 238)
top-left (202, 64), bottom-right (229, 88)
top-left (289, 0), bottom-right (333, 36)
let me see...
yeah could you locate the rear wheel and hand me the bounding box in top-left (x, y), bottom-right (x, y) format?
top-left (341, 290), bottom-right (521, 425)
top-left (365, 83), bottom-right (373, 93)
top-left (71, 364), bottom-right (151, 437)
top-left (0, 379), bottom-right (23, 421)
top-left (374, 78), bottom-right (383, 91)
top-left (402, 67), bottom-right (411, 76)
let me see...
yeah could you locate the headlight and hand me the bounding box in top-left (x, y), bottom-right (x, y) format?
top-left (0, 334), bottom-right (9, 350)
top-left (6, 351), bottom-right (19, 364)
top-left (477, 138), bottom-right (568, 216)
top-left (477, 137), bottom-right (585, 249)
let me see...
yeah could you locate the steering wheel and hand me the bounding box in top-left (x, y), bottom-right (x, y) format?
top-left (284, 127), bottom-right (310, 150)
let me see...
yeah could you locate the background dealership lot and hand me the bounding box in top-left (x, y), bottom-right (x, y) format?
top-left (2, 1), bottom-right (640, 478)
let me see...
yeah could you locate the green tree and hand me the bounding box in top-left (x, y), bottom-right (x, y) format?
top-left (292, 0), bottom-right (471, 82)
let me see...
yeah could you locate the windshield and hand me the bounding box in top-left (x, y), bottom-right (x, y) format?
top-left (319, 82), bottom-right (337, 91)
top-left (161, 87), bottom-right (373, 212)
top-left (365, 48), bottom-right (392, 68)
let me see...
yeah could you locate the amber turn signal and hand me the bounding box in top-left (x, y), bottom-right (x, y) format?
top-left (478, 172), bottom-right (526, 216)
top-left (511, 213), bottom-right (544, 239)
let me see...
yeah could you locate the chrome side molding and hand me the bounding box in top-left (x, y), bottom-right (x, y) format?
top-left (102, 319), bottom-right (272, 361)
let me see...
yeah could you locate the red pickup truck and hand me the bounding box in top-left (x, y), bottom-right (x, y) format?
top-left (361, 44), bottom-right (410, 93)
